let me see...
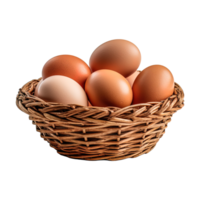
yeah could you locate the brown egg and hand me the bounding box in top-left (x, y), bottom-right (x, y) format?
top-left (42, 55), bottom-right (91, 88)
top-left (85, 69), bottom-right (133, 108)
top-left (89, 39), bottom-right (141, 77)
top-left (88, 101), bottom-right (92, 106)
top-left (126, 71), bottom-right (140, 87)
top-left (132, 65), bottom-right (174, 104)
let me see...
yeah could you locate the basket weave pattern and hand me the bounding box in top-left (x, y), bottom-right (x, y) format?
top-left (16, 78), bottom-right (184, 161)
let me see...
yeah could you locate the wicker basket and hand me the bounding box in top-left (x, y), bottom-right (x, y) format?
top-left (16, 78), bottom-right (184, 161)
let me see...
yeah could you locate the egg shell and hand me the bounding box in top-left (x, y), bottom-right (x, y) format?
top-left (42, 55), bottom-right (91, 88)
top-left (36, 75), bottom-right (88, 106)
top-left (89, 39), bottom-right (141, 77)
top-left (34, 79), bottom-right (43, 96)
top-left (85, 69), bottom-right (133, 108)
top-left (126, 71), bottom-right (140, 87)
top-left (132, 65), bottom-right (174, 104)
top-left (88, 101), bottom-right (92, 106)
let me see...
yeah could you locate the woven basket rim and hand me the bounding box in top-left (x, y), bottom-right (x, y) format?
top-left (17, 77), bottom-right (184, 113)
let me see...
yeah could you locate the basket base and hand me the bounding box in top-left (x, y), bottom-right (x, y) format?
top-left (56, 154), bottom-right (145, 162)
top-left (46, 134), bottom-right (160, 162)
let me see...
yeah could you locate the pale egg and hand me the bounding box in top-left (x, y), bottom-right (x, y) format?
top-left (36, 75), bottom-right (88, 106)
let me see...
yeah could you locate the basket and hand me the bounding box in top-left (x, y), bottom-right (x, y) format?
top-left (16, 78), bottom-right (184, 161)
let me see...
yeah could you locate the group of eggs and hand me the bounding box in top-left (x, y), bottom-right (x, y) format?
top-left (35, 39), bottom-right (174, 108)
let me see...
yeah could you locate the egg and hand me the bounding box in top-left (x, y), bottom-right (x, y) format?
top-left (88, 101), bottom-right (92, 106)
top-left (85, 69), bottom-right (133, 108)
top-left (42, 55), bottom-right (91, 88)
top-left (36, 75), bottom-right (88, 106)
top-left (89, 39), bottom-right (141, 77)
top-left (132, 65), bottom-right (174, 104)
top-left (34, 79), bottom-right (43, 96)
top-left (126, 71), bottom-right (140, 87)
